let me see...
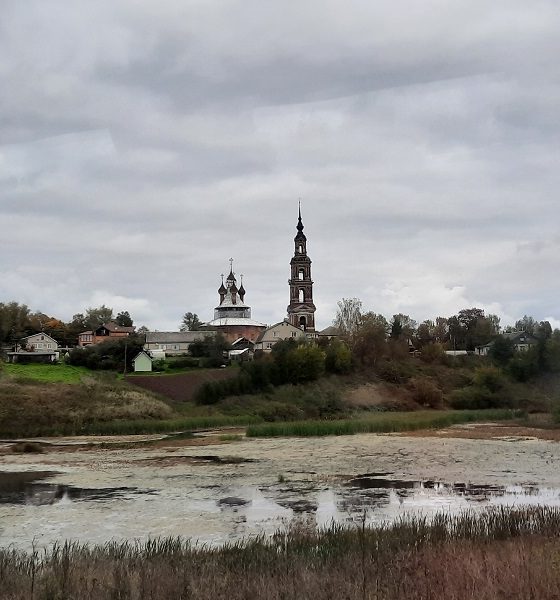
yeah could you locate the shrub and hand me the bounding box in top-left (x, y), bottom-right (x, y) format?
top-left (472, 366), bottom-right (507, 393)
top-left (377, 360), bottom-right (412, 384)
top-left (420, 343), bottom-right (445, 364)
top-left (409, 377), bottom-right (443, 408)
top-left (325, 339), bottom-right (352, 374)
top-left (167, 357), bottom-right (199, 369)
top-left (449, 386), bottom-right (497, 410)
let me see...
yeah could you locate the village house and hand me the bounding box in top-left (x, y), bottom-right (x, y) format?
top-left (78, 322), bottom-right (136, 347)
top-left (254, 321), bottom-right (306, 353)
top-left (7, 332), bottom-right (60, 363)
top-left (143, 331), bottom-right (213, 356)
top-left (476, 331), bottom-right (540, 356)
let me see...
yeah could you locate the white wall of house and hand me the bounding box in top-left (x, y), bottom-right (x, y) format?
top-left (255, 321), bottom-right (306, 352)
top-left (18, 333), bottom-right (59, 352)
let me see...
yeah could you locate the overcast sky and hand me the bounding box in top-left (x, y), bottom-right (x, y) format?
top-left (1, 1), bottom-right (559, 331)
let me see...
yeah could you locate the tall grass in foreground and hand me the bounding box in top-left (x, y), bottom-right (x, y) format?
top-left (1, 507), bottom-right (560, 599)
top-left (246, 409), bottom-right (519, 437)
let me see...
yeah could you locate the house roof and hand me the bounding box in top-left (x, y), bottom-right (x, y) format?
top-left (229, 348), bottom-right (250, 356)
top-left (132, 350), bottom-right (152, 363)
top-left (502, 331), bottom-right (539, 344)
top-left (145, 331), bottom-right (211, 343)
top-left (8, 351), bottom-right (57, 356)
top-left (20, 332), bottom-right (59, 344)
top-left (255, 321), bottom-right (303, 343)
top-left (97, 322), bottom-right (136, 334)
top-left (319, 325), bottom-right (341, 336)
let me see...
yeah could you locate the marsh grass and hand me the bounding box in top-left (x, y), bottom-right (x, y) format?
top-left (1, 507), bottom-right (560, 599)
top-left (246, 409), bottom-right (519, 437)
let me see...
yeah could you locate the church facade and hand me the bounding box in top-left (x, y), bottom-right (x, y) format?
top-left (287, 207), bottom-right (316, 332)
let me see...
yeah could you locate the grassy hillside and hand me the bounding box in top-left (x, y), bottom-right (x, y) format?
top-left (3, 362), bottom-right (92, 383)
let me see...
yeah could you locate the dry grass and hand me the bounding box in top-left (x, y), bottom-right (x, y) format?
top-left (0, 378), bottom-right (172, 437)
top-left (1, 507), bottom-right (559, 599)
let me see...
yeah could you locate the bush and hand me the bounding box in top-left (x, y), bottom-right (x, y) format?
top-left (449, 386), bottom-right (497, 410)
top-left (472, 366), bottom-right (507, 393)
top-left (167, 356), bottom-right (199, 369)
top-left (409, 377), bottom-right (443, 408)
top-left (420, 343), bottom-right (445, 364)
top-left (377, 360), bottom-right (412, 384)
top-left (325, 339), bottom-right (352, 374)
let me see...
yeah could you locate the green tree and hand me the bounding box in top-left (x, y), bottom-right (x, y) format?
top-left (514, 315), bottom-right (537, 335)
top-left (390, 314), bottom-right (416, 341)
top-left (352, 312), bottom-right (388, 367)
top-left (0, 302), bottom-right (32, 345)
top-left (85, 305), bottom-right (113, 330)
top-left (325, 339), bottom-right (352, 374)
top-left (416, 320), bottom-right (435, 347)
top-left (285, 344), bottom-right (325, 383)
top-left (180, 312), bottom-right (202, 331)
top-left (115, 311), bottom-right (133, 327)
top-left (488, 336), bottom-right (515, 366)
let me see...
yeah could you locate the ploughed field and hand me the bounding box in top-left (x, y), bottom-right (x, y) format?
top-left (126, 367), bottom-right (236, 402)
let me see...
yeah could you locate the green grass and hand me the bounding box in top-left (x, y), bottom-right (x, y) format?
top-left (78, 414), bottom-right (263, 436)
top-left (2, 362), bottom-right (93, 383)
top-left (246, 409), bottom-right (520, 437)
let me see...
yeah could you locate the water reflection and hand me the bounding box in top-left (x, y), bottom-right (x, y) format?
top-left (2, 470), bottom-right (560, 549)
top-left (0, 471), bottom-right (152, 506)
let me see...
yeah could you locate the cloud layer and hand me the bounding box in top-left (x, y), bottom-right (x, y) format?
top-left (1, 1), bottom-right (559, 330)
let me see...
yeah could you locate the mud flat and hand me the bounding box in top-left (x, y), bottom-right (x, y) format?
top-left (0, 425), bottom-right (559, 550)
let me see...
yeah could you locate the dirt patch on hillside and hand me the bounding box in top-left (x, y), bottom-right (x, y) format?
top-left (344, 382), bottom-right (417, 410)
top-left (127, 369), bottom-right (237, 402)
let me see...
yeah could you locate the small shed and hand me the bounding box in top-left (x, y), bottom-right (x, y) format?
top-left (132, 351), bottom-right (153, 372)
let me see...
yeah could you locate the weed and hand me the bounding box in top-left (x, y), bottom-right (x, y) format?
top-left (0, 507), bottom-right (560, 599)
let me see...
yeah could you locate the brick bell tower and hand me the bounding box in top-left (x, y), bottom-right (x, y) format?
top-left (287, 204), bottom-right (316, 331)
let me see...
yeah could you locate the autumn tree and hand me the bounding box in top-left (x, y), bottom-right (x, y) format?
top-left (352, 312), bottom-right (388, 367)
top-left (333, 298), bottom-right (363, 338)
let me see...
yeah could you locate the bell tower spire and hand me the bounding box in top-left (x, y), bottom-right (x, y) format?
top-left (287, 204), bottom-right (316, 331)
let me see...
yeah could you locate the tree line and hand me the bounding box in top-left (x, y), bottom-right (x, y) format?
top-left (0, 302), bottom-right (137, 347)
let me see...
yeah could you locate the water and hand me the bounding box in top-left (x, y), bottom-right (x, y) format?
top-left (1, 469), bottom-right (559, 550)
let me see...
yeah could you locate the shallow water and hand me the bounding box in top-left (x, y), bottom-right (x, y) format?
top-left (1, 431), bottom-right (559, 550)
top-left (1, 468), bottom-right (559, 551)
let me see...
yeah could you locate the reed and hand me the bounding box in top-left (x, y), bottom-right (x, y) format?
top-left (0, 507), bottom-right (559, 599)
top-left (246, 409), bottom-right (519, 437)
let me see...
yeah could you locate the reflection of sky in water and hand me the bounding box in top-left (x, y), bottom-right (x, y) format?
top-left (2, 472), bottom-right (560, 551)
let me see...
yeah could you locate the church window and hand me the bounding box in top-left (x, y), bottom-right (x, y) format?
top-left (299, 289), bottom-right (305, 302)
top-left (298, 268), bottom-right (304, 280)
top-left (298, 244), bottom-right (303, 253)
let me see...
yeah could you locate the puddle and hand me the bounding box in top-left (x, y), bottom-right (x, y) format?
top-left (0, 471), bottom-right (153, 506)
